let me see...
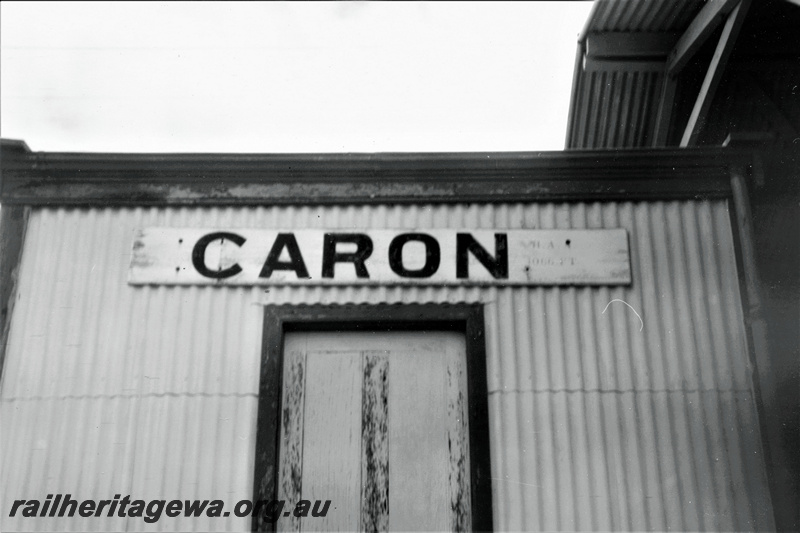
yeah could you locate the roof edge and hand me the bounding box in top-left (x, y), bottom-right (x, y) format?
top-left (1, 144), bottom-right (761, 207)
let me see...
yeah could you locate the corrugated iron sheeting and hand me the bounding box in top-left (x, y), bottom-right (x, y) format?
top-left (587, 0), bottom-right (704, 33)
top-left (1, 202), bottom-right (774, 531)
top-left (569, 68), bottom-right (665, 148)
top-left (568, 0), bottom-right (708, 149)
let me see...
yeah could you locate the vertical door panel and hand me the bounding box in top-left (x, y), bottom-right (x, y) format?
top-left (278, 349), bottom-right (306, 532)
top-left (301, 351), bottom-right (363, 532)
top-left (388, 348), bottom-right (449, 531)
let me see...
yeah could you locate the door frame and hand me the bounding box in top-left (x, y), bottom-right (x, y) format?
top-left (252, 303), bottom-right (493, 532)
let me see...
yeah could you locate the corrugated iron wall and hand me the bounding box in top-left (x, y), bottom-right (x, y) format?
top-left (0, 201), bottom-right (774, 532)
top-left (568, 67), bottom-right (665, 149)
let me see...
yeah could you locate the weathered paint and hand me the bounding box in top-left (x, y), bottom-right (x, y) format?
top-left (447, 343), bottom-right (472, 532)
top-left (0, 201), bottom-right (774, 532)
top-left (276, 350), bottom-right (305, 533)
top-left (361, 352), bottom-right (389, 532)
top-left (277, 332), bottom-right (471, 532)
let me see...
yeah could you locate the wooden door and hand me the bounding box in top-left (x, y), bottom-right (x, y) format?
top-left (277, 331), bottom-right (472, 532)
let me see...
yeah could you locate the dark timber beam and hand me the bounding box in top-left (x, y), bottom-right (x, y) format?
top-left (668, 0), bottom-right (741, 75)
top-left (681, 0), bottom-right (751, 147)
top-left (586, 32), bottom-right (678, 59)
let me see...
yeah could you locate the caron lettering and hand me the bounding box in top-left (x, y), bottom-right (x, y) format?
top-left (191, 231), bottom-right (510, 280)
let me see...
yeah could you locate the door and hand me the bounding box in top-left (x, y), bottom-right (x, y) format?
top-left (276, 331), bottom-right (472, 532)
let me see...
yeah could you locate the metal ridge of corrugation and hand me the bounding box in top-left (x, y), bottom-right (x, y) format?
top-left (0, 202), bottom-right (774, 532)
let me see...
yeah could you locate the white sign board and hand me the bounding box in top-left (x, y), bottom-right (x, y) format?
top-left (129, 228), bottom-right (630, 286)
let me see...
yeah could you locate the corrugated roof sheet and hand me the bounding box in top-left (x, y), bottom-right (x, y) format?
top-left (1, 202), bottom-right (774, 531)
top-left (585, 0), bottom-right (705, 34)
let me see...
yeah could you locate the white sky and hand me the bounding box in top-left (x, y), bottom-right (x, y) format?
top-left (1, 2), bottom-right (592, 153)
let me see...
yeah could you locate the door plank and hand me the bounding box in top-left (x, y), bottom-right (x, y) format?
top-left (277, 348), bottom-right (306, 533)
top-left (389, 347), bottom-right (450, 531)
top-left (446, 337), bottom-right (472, 532)
top-left (301, 350), bottom-right (363, 532)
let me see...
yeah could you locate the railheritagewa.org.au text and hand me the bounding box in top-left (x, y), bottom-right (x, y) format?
top-left (9, 494), bottom-right (330, 523)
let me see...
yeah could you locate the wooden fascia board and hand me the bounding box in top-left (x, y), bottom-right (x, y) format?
top-left (586, 32), bottom-right (679, 60)
top-left (0, 148), bottom-right (751, 206)
top-left (668, 0), bottom-right (741, 75)
top-left (583, 57), bottom-right (665, 72)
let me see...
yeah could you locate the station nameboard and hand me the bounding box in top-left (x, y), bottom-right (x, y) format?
top-left (129, 228), bottom-right (631, 286)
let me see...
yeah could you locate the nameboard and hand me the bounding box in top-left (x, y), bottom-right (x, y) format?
top-left (129, 228), bottom-right (631, 286)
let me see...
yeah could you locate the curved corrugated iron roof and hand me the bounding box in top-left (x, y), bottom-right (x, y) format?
top-left (568, 0), bottom-right (800, 149)
top-left (584, 0), bottom-right (704, 35)
top-left (568, 0), bottom-right (707, 149)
